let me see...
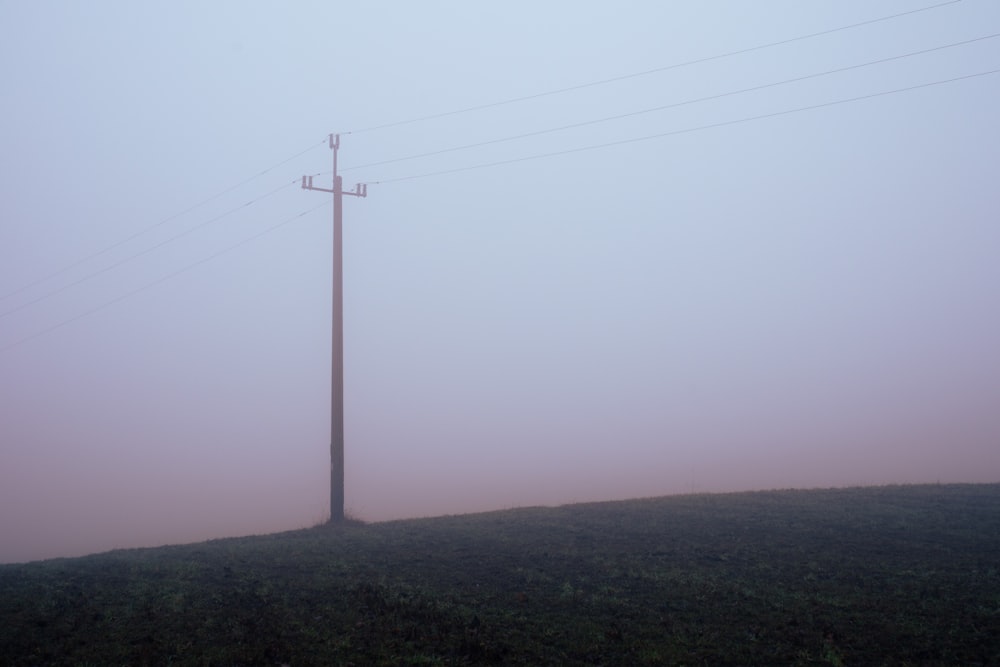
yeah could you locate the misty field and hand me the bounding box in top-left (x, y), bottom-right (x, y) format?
top-left (1, 484), bottom-right (998, 665)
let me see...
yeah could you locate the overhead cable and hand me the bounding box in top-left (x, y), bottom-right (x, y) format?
top-left (0, 138), bottom-right (326, 304)
top-left (343, 33), bottom-right (998, 173)
top-left (0, 180), bottom-right (298, 321)
top-left (365, 68), bottom-right (1000, 185)
top-left (342, 0), bottom-right (962, 135)
top-left (0, 202), bottom-right (331, 354)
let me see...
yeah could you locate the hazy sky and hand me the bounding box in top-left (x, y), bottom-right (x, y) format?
top-left (1, 1), bottom-right (998, 564)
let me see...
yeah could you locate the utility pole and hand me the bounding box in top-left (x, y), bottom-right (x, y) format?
top-left (302, 133), bottom-right (367, 523)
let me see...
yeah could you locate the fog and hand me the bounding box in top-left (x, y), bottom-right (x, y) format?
top-left (2, 1), bottom-right (998, 564)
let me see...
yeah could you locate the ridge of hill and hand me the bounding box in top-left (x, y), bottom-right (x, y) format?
top-left (2, 483), bottom-right (998, 665)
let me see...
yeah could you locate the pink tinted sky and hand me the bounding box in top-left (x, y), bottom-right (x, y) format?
top-left (1, 1), bottom-right (999, 563)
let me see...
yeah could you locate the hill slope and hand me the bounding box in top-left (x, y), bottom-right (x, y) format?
top-left (1, 484), bottom-right (999, 665)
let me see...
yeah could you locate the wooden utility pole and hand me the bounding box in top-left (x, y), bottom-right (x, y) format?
top-left (302, 134), bottom-right (367, 523)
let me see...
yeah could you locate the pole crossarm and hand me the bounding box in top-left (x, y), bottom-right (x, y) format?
top-left (301, 175), bottom-right (367, 198)
top-left (300, 132), bottom-right (367, 523)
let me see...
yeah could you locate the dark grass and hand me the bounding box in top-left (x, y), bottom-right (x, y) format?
top-left (2, 484), bottom-right (999, 666)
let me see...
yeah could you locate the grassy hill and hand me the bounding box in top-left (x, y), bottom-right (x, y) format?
top-left (1, 484), bottom-right (998, 665)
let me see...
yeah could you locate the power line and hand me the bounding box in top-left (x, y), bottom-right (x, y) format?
top-left (342, 0), bottom-right (962, 135)
top-left (0, 202), bottom-right (331, 354)
top-left (365, 68), bottom-right (1000, 186)
top-left (0, 180), bottom-right (298, 321)
top-left (0, 138), bottom-right (326, 304)
top-left (3, 2), bottom-right (964, 310)
top-left (0, 3), bottom-right (978, 351)
top-left (11, 62), bottom-right (986, 343)
top-left (343, 33), bottom-right (999, 173)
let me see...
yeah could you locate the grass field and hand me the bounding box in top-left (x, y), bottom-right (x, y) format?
top-left (1, 483), bottom-right (998, 665)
